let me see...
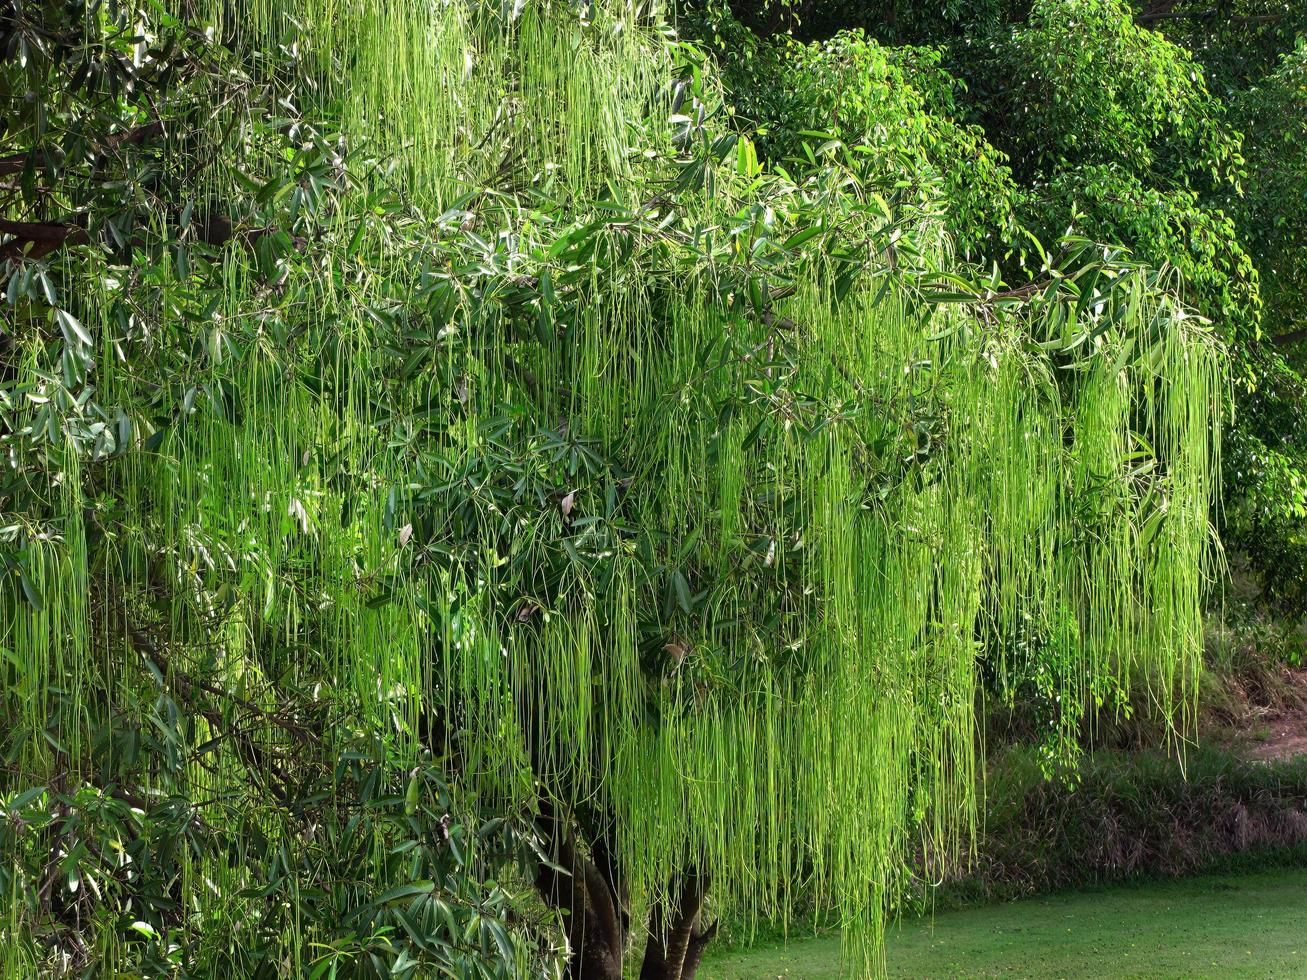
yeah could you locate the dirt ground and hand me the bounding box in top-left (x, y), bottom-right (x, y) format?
top-left (1227, 668), bottom-right (1307, 762)
top-left (1243, 707), bottom-right (1307, 761)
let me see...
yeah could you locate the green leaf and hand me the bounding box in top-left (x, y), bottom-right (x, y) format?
top-left (129, 920), bottom-right (159, 940)
top-left (18, 568), bottom-right (43, 612)
top-left (404, 770), bottom-right (420, 815)
top-left (346, 217), bottom-right (367, 258)
top-left (55, 309), bottom-right (93, 347)
top-left (671, 570), bottom-right (692, 614)
top-left (36, 271), bottom-right (56, 305)
top-left (783, 224), bottom-right (823, 250)
top-left (374, 881), bottom-right (435, 906)
top-left (485, 918), bottom-right (513, 959)
top-left (5, 786), bottom-right (45, 811)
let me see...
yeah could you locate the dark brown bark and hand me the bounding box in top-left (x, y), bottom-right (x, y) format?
top-left (0, 218), bottom-right (90, 262)
top-left (534, 799), bottom-right (627, 980)
top-left (639, 868), bottom-right (715, 980)
top-left (0, 210), bottom-right (298, 268)
top-left (532, 800), bottom-right (717, 980)
top-left (0, 121), bottom-right (167, 176)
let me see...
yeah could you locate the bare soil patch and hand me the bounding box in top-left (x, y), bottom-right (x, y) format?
top-left (1214, 667), bottom-right (1307, 761)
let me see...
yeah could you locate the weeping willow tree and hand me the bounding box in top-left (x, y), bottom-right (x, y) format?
top-left (0, 0), bottom-right (1223, 977)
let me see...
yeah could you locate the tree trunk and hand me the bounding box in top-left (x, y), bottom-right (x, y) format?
top-left (533, 800), bottom-right (717, 980)
top-left (639, 868), bottom-right (717, 980)
top-left (534, 799), bottom-right (627, 980)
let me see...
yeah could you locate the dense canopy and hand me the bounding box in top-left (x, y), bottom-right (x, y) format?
top-left (1, 1), bottom-right (1232, 977)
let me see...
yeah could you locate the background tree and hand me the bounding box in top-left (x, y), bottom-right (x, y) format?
top-left (681, 0), bottom-right (1307, 617)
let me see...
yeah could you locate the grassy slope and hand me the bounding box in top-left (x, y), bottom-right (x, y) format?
top-left (701, 868), bottom-right (1307, 978)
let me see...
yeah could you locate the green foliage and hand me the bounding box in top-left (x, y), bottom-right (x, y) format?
top-left (1136, 0), bottom-right (1307, 94)
top-left (1228, 41), bottom-right (1307, 342)
top-left (1222, 349), bottom-right (1307, 614)
top-left (945, 0), bottom-right (1256, 338)
top-left (1207, 597), bottom-right (1307, 675)
top-left (1, 2), bottom-right (554, 974)
top-left (991, 0), bottom-right (1242, 183)
top-left (0, 743), bottom-right (548, 977)
top-left (2, 1), bottom-right (1228, 977)
top-left (1020, 164), bottom-right (1259, 335)
top-left (1213, 42), bottom-right (1307, 612)
top-left (702, 24), bottom-right (1019, 259)
top-left (683, 0), bottom-right (1307, 617)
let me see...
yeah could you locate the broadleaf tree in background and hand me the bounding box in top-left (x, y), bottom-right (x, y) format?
top-left (3, 1), bottom-right (1226, 977)
top-left (683, 0), bottom-right (1307, 620)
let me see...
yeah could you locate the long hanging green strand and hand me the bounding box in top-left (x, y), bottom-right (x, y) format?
top-left (0, 0), bottom-right (1224, 976)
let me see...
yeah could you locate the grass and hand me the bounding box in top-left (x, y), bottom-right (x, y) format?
top-left (700, 867), bottom-right (1307, 978)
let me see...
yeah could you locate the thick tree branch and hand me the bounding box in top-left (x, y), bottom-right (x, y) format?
top-left (681, 919), bottom-right (718, 980)
top-left (534, 797), bottom-right (627, 979)
top-left (0, 122), bottom-right (166, 176)
top-left (0, 210), bottom-right (297, 267)
top-left (0, 218), bottom-right (89, 262)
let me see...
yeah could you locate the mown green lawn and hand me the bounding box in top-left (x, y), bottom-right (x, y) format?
top-left (700, 868), bottom-right (1307, 978)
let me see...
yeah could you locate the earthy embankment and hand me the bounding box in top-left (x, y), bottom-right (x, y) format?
top-left (948, 665), bottom-right (1307, 903)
